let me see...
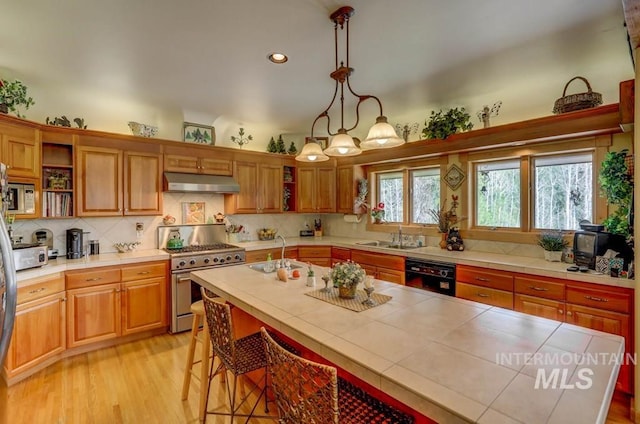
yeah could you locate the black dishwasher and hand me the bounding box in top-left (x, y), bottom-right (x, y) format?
top-left (405, 258), bottom-right (456, 296)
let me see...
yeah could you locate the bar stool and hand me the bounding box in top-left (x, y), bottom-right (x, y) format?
top-left (261, 327), bottom-right (414, 424)
top-left (181, 300), bottom-right (211, 401)
top-left (200, 287), bottom-right (274, 423)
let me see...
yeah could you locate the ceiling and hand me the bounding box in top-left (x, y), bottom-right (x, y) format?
top-left (0, 0), bottom-right (634, 146)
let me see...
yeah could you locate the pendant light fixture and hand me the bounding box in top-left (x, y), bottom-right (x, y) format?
top-left (296, 5), bottom-right (403, 162)
top-left (296, 140), bottom-right (330, 162)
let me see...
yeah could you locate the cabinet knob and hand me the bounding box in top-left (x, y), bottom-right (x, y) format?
top-left (476, 277), bottom-right (490, 282)
top-left (558, 309), bottom-right (563, 314)
top-left (567, 311), bottom-right (573, 316)
top-left (477, 292), bottom-right (489, 298)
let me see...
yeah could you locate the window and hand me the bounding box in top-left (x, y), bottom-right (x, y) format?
top-left (475, 160), bottom-right (520, 228)
top-left (378, 171), bottom-right (403, 222)
top-left (533, 153), bottom-right (592, 230)
top-left (411, 168), bottom-right (440, 224)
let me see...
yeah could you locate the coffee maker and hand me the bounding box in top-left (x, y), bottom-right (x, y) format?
top-left (66, 228), bottom-right (83, 259)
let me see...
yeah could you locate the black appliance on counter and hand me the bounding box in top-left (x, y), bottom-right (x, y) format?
top-left (405, 258), bottom-right (456, 296)
top-left (66, 228), bottom-right (83, 259)
top-left (573, 230), bottom-right (633, 270)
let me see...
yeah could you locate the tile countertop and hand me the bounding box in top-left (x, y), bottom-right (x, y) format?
top-left (191, 262), bottom-right (623, 424)
top-left (15, 249), bottom-right (170, 283)
top-left (239, 236), bottom-right (636, 289)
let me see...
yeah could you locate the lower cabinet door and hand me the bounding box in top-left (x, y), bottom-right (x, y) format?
top-left (456, 282), bottom-right (513, 309)
top-left (377, 268), bottom-right (404, 285)
top-left (67, 283), bottom-right (121, 348)
top-left (514, 294), bottom-right (565, 321)
top-left (121, 277), bottom-right (167, 336)
top-left (4, 292), bottom-right (66, 377)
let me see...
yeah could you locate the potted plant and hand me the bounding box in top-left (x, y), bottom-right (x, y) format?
top-left (371, 202), bottom-right (385, 223)
top-left (599, 149), bottom-right (633, 239)
top-left (329, 261), bottom-right (366, 299)
top-left (0, 78), bottom-right (35, 118)
top-left (421, 107), bottom-right (473, 140)
top-left (306, 263), bottom-right (315, 287)
top-left (537, 231), bottom-right (569, 262)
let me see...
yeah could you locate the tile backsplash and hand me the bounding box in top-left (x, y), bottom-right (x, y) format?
top-left (9, 193), bottom-right (544, 258)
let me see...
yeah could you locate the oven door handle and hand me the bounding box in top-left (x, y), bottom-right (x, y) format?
top-left (176, 275), bottom-right (192, 285)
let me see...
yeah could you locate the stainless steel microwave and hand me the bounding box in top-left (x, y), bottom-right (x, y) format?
top-left (7, 183), bottom-right (35, 215)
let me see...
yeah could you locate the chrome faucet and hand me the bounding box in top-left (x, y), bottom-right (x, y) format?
top-left (276, 234), bottom-right (286, 267)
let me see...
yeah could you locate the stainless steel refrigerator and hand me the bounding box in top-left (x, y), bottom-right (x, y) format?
top-left (0, 163), bottom-right (18, 365)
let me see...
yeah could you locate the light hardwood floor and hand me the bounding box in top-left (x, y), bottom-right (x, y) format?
top-left (0, 332), bottom-right (633, 423)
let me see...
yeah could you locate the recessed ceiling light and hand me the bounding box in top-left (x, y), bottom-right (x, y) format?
top-left (268, 52), bottom-right (288, 64)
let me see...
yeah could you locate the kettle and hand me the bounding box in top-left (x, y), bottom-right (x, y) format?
top-left (167, 229), bottom-right (184, 249)
top-left (215, 212), bottom-right (225, 223)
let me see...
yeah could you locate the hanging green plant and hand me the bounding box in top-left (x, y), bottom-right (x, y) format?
top-left (421, 107), bottom-right (473, 140)
top-left (599, 149), bottom-right (633, 238)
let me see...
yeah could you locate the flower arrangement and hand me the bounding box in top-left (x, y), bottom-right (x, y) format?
top-left (307, 263), bottom-right (314, 277)
top-left (329, 260), bottom-right (366, 289)
top-left (537, 231), bottom-right (569, 252)
top-left (371, 202), bottom-right (385, 222)
top-left (230, 127), bottom-right (253, 148)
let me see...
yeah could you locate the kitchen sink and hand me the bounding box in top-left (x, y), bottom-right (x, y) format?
top-left (356, 240), bottom-right (420, 250)
top-left (248, 262), bottom-right (303, 273)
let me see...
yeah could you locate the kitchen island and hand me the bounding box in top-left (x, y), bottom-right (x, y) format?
top-left (191, 262), bottom-right (624, 423)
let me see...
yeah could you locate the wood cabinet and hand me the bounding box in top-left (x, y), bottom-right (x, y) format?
top-left (121, 262), bottom-right (168, 335)
top-left (76, 145), bottom-right (162, 216)
top-left (3, 274), bottom-right (66, 381)
top-left (124, 151), bottom-right (163, 215)
top-left (297, 166), bottom-right (336, 213)
top-left (298, 246), bottom-right (332, 267)
top-left (66, 261), bottom-right (168, 348)
top-left (331, 247), bottom-right (351, 266)
top-left (456, 265), bottom-right (514, 309)
top-left (225, 160), bottom-right (282, 214)
top-left (0, 120), bottom-right (40, 179)
top-left (350, 250), bottom-right (405, 285)
top-left (336, 165), bottom-right (364, 214)
top-left (164, 151), bottom-right (232, 175)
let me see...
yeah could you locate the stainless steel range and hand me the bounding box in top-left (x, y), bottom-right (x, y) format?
top-left (158, 224), bottom-right (245, 333)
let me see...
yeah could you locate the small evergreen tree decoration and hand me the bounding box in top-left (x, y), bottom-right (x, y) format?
top-left (276, 134), bottom-right (286, 154)
top-left (267, 137), bottom-right (277, 153)
top-left (287, 141), bottom-right (297, 155)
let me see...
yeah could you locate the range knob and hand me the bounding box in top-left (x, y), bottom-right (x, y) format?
top-left (178, 260), bottom-right (186, 267)
top-left (440, 269), bottom-right (449, 278)
top-left (189, 259), bottom-right (197, 265)
top-left (203, 258), bottom-right (211, 264)
top-left (213, 257), bottom-right (220, 263)
top-left (219, 258), bottom-right (225, 264)
top-left (226, 255), bottom-right (232, 262)
top-left (234, 254), bottom-right (241, 261)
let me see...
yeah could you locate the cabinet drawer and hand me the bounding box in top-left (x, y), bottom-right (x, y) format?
top-left (121, 262), bottom-right (167, 282)
top-left (17, 274), bottom-right (65, 304)
top-left (566, 285), bottom-right (631, 314)
top-left (514, 276), bottom-right (565, 301)
top-left (456, 265), bottom-right (513, 291)
top-left (298, 246), bottom-right (331, 258)
top-left (331, 247), bottom-right (351, 262)
top-left (456, 282), bottom-right (513, 309)
top-left (66, 267), bottom-right (121, 290)
top-left (351, 250), bottom-right (404, 271)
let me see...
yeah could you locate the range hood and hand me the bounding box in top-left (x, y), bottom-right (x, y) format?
top-left (163, 172), bottom-right (240, 193)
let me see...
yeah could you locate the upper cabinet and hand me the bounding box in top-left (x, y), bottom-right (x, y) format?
top-left (336, 165), bottom-right (364, 214)
top-left (164, 145), bottom-right (232, 175)
top-left (76, 137), bottom-right (162, 217)
top-left (297, 165), bottom-right (336, 213)
top-left (225, 159), bottom-right (282, 214)
top-left (0, 120), bottom-right (40, 179)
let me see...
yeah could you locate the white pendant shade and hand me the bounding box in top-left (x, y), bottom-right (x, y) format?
top-left (360, 116), bottom-right (405, 150)
top-left (295, 141), bottom-right (329, 162)
top-left (323, 130), bottom-right (361, 157)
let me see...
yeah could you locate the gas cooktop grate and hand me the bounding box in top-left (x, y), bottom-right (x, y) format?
top-left (164, 243), bottom-right (239, 253)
